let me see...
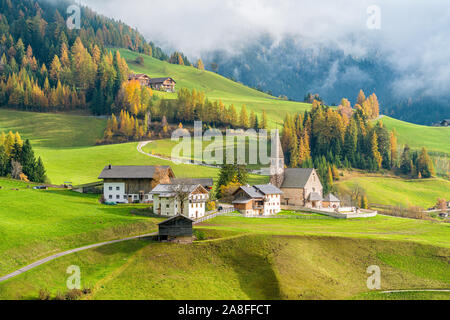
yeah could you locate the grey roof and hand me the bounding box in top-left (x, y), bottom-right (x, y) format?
top-left (232, 198), bottom-right (252, 204)
top-left (157, 214), bottom-right (195, 225)
top-left (308, 192), bottom-right (323, 201)
top-left (98, 165), bottom-right (171, 179)
top-left (149, 77), bottom-right (176, 84)
top-left (240, 186), bottom-right (265, 199)
top-left (281, 168), bottom-right (315, 188)
top-left (172, 178), bottom-right (214, 187)
top-left (150, 184), bottom-right (205, 197)
top-left (254, 184), bottom-right (283, 195)
top-left (324, 193), bottom-right (340, 202)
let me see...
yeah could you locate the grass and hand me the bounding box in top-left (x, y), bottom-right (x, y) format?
top-left (0, 109), bottom-right (106, 148)
top-left (0, 232), bottom-right (448, 300)
top-left (120, 49), bottom-right (311, 127)
top-left (381, 116), bottom-right (450, 155)
top-left (0, 178), bottom-right (165, 276)
top-left (0, 109), bottom-right (267, 185)
top-left (336, 173), bottom-right (450, 208)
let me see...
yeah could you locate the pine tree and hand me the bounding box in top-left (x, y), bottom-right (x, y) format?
top-left (34, 156), bottom-right (46, 183)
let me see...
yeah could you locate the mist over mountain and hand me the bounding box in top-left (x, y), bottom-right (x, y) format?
top-left (202, 34), bottom-right (450, 125)
top-left (82, 0), bottom-right (450, 125)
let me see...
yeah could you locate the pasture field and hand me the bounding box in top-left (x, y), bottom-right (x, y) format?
top-left (0, 215), bottom-right (448, 300)
top-left (0, 109), bottom-right (267, 185)
top-left (120, 49), bottom-right (311, 127)
top-left (336, 174), bottom-right (450, 208)
top-left (0, 178), bottom-right (165, 276)
top-left (381, 116), bottom-right (450, 155)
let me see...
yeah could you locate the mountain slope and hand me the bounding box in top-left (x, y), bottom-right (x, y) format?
top-left (120, 49), bottom-right (311, 126)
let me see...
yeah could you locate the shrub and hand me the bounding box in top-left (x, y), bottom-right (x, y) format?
top-left (38, 289), bottom-right (51, 300)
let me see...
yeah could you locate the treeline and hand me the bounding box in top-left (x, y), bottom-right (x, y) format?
top-left (0, 131), bottom-right (46, 183)
top-left (281, 93), bottom-right (435, 189)
top-left (101, 109), bottom-right (153, 144)
top-left (0, 0), bottom-right (191, 115)
top-left (0, 33), bottom-right (129, 114)
top-left (154, 88), bottom-right (268, 129)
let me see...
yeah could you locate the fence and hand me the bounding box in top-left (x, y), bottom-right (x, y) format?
top-left (194, 208), bottom-right (234, 224)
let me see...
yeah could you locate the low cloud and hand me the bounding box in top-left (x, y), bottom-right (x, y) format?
top-left (81, 0), bottom-right (450, 98)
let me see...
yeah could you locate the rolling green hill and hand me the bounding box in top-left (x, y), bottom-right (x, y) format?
top-left (0, 109), bottom-right (267, 185)
top-left (381, 116), bottom-right (450, 155)
top-left (0, 216), bottom-right (448, 300)
top-left (120, 49), bottom-right (311, 127)
top-left (336, 174), bottom-right (450, 208)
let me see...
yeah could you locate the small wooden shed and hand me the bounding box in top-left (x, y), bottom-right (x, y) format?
top-left (158, 215), bottom-right (195, 242)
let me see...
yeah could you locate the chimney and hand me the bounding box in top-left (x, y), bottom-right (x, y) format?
top-left (108, 164), bottom-right (112, 170)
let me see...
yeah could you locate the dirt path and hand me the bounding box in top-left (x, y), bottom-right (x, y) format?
top-left (0, 232), bottom-right (157, 283)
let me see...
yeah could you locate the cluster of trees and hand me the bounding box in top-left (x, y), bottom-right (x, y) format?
top-left (114, 79), bottom-right (154, 116)
top-left (282, 96), bottom-right (435, 181)
top-left (400, 145), bottom-right (436, 178)
top-left (0, 131), bottom-right (46, 183)
top-left (0, 0), bottom-right (174, 115)
top-left (102, 109), bottom-right (152, 144)
top-left (215, 165), bottom-right (249, 200)
top-left (155, 88), bottom-right (268, 129)
top-left (338, 90), bottom-right (380, 120)
top-left (0, 33), bottom-right (130, 114)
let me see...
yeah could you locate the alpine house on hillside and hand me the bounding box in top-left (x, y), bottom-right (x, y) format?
top-left (98, 165), bottom-right (175, 204)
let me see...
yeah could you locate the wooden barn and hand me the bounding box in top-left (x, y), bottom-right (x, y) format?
top-left (158, 215), bottom-right (195, 243)
top-left (128, 73), bottom-right (151, 86)
top-left (148, 77), bottom-right (176, 92)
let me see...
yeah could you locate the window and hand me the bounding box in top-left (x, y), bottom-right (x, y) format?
top-left (124, 195), bottom-right (127, 199)
top-left (109, 187), bottom-right (113, 191)
top-left (116, 186), bottom-right (120, 191)
top-left (166, 204), bottom-right (170, 208)
top-left (116, 195), bottom-right (120, 199)
top-left (109, 195), bottom-right (112, 199)
top-left (134, 195), bottom-right (138, 199)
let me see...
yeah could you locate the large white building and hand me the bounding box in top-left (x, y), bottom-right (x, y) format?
top-left (232, 184), bottom-right (283, 216)
top-left (98, 165), bottom-right (175, 204)
top-left (151, 184), bottom-right (210, 219)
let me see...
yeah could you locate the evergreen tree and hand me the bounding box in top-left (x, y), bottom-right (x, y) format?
top-left (34, 156), bottom-right (46, 183)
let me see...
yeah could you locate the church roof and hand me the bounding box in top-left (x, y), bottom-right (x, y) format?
top-left (281, 168), bottom-right (315, 188)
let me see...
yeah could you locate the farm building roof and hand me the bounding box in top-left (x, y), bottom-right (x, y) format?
top-left (157, 214), bottom-right (195, 225)
top-left (323, 193), bottom-right (340, 202)
top-left (148, 77), bottom-right (176, 84)
top-left (254, 184), bottom-right (283, 195)
top-left (171, 178), bottom-right (214, 188)
top-left (98, 165), bottom-right (171, 179)
top-left (150, 183), bottom-right (207, 197)
top-left (281, 168), bottom-right (315, 188)
top-left (308, 192), bottom-right (323, 201)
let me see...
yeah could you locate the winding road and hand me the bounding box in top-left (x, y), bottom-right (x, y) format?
top-left (0, 232), bottom-right (157, 283)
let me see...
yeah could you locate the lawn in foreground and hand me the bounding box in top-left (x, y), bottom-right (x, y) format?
top-left (0, 178), bottom-right (164, 276)
top-left (0, 232), bottom-right (448, 300)
top-left (336, 174), bottom-right (450, 208)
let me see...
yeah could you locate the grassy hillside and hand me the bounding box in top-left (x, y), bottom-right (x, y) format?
top-left (381, 116), bottom-right (450, 155)
top-left (0, 178), bottom-right (165, 276)
top-left (336, 174), bottom-right (450, 208)
top-left (120, 49), bottom-right (311, 127)
top-left (0, 109), bottom-right (267, 185)
top-left (0, 232), bottom-right (448, 300)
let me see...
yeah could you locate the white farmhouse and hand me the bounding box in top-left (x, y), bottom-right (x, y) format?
top-left (232, 184), bottom-right (283, 216)
top-left (151, 184), bottom-right (210, 219)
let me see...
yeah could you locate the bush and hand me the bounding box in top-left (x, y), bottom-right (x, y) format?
top-left (65, 289), bottom-right (83, 300)
top-left (38, 289), bottom-right (51, 300)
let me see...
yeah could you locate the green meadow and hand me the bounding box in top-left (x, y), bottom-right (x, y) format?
top-left (0, 178), bottom-right (165, 276)
top-left (381, 116), bottom-right (450, 155)
top-left (337, 174), bottom-right (450, 208)
top-left (0, 215), bottom-right (448, 300)
top-left (120, 49), bottom-right (311, 127)
top-left (0, 109), bottom-right (267, 185)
